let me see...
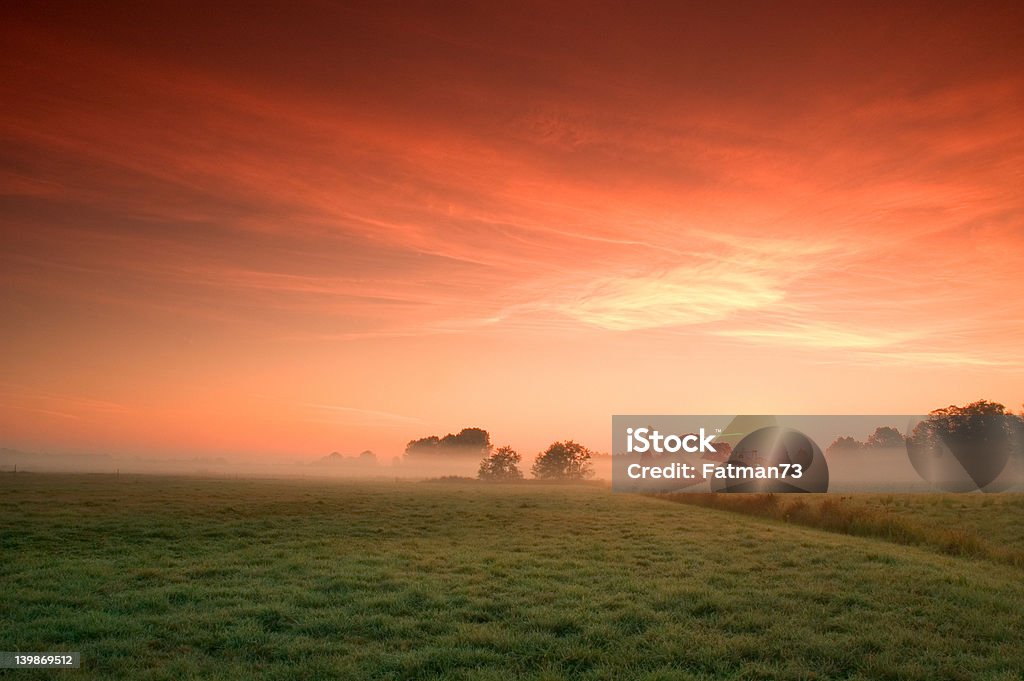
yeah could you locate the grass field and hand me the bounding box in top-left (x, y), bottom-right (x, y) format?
top-left (2, 474), bottom-right (1024, 680)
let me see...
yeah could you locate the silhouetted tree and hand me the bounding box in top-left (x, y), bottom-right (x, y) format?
top-left (315, 450), bottom-right (377, 467)
top-left (478, 446), bottom-right (523, 481)
top-left (531, 441), bottom-right (593, 480)
top-left (908, 400), bottom-right (1013, 453)
top-left (440, 427), bottom-right (490, 450)
top-left (865, 426), bottom-right (905, 449)
top-left (826, 436), bottom-right (863, 454)
top-left (905, 400), bottom-right (1023, 491)
top-left (404, 435), bottom-right (440, 457)
top-left (405, 428), bottom-right (491, 459)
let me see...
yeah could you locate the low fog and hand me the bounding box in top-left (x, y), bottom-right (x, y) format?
top-left (0, 444), bottom-right (615, 481)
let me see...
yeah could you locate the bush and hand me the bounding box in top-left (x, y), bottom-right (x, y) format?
top-left (531, 441), bottom-right (594, 480)
top-left (478, 446), bottom-right (524, 481)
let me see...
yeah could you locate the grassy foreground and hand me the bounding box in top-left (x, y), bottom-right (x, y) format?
top-left (1, 474), bottom-right (1023, 680)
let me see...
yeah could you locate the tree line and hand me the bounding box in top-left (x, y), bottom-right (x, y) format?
top-left (826, 400), bottom-right (1023, 455)
top-left (404, 428), bottom-right (594, 481)
top-left (404, 400), bottom-right (1021, 481)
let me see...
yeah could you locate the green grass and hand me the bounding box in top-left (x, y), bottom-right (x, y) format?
top-left (663, 492), bottom-right (1024, 567)
top-left (1, 474), bottom-right (1023, 680)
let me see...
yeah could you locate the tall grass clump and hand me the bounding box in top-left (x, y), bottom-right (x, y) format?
top-left (661, 492), bottom-right (1024, 568)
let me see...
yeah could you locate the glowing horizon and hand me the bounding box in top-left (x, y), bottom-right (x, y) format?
top-left (2, 3), bottom-right (1023, 463)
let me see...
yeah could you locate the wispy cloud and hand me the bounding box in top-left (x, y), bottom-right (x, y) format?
top-left (301, 404), bottom-right (427, 426)
top-left (0, 403), bottom-right (81, 420)
top-left (559, 265), bottom-right (785, 331)
top-left (713, 323), bottom-right (917, 350)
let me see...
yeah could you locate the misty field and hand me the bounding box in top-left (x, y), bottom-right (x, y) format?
top-left (2, 475), bottom-right (1024, 680)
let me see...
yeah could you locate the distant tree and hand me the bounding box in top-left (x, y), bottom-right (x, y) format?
top-left (440, 427), bottom-right (490, 450)
top-left (906, 400), bottom-right (1021, 491)
top-left (826, 436), bottom-right (864, 454)
top-left (404, 435), bottom-right (441, 457)
top-left (478, 446), bottom-right (523, 481)
top-left (865, 426), bottom-right (905, 449)
top-left (908, 400), bottom-right (1012, 452)
top-left (531, 441), bottom-right (593, 480)
top-left (405, 428), bottom-right (491, 459)
top-left (315, 450), bottom-right (377, 467)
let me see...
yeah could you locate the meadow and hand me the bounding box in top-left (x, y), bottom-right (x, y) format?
top-left (2, 474), bottom-right (1023, 680)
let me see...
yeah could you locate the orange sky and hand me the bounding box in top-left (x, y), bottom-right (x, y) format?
top-left (2, 2), bottom-right (1023, 462)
